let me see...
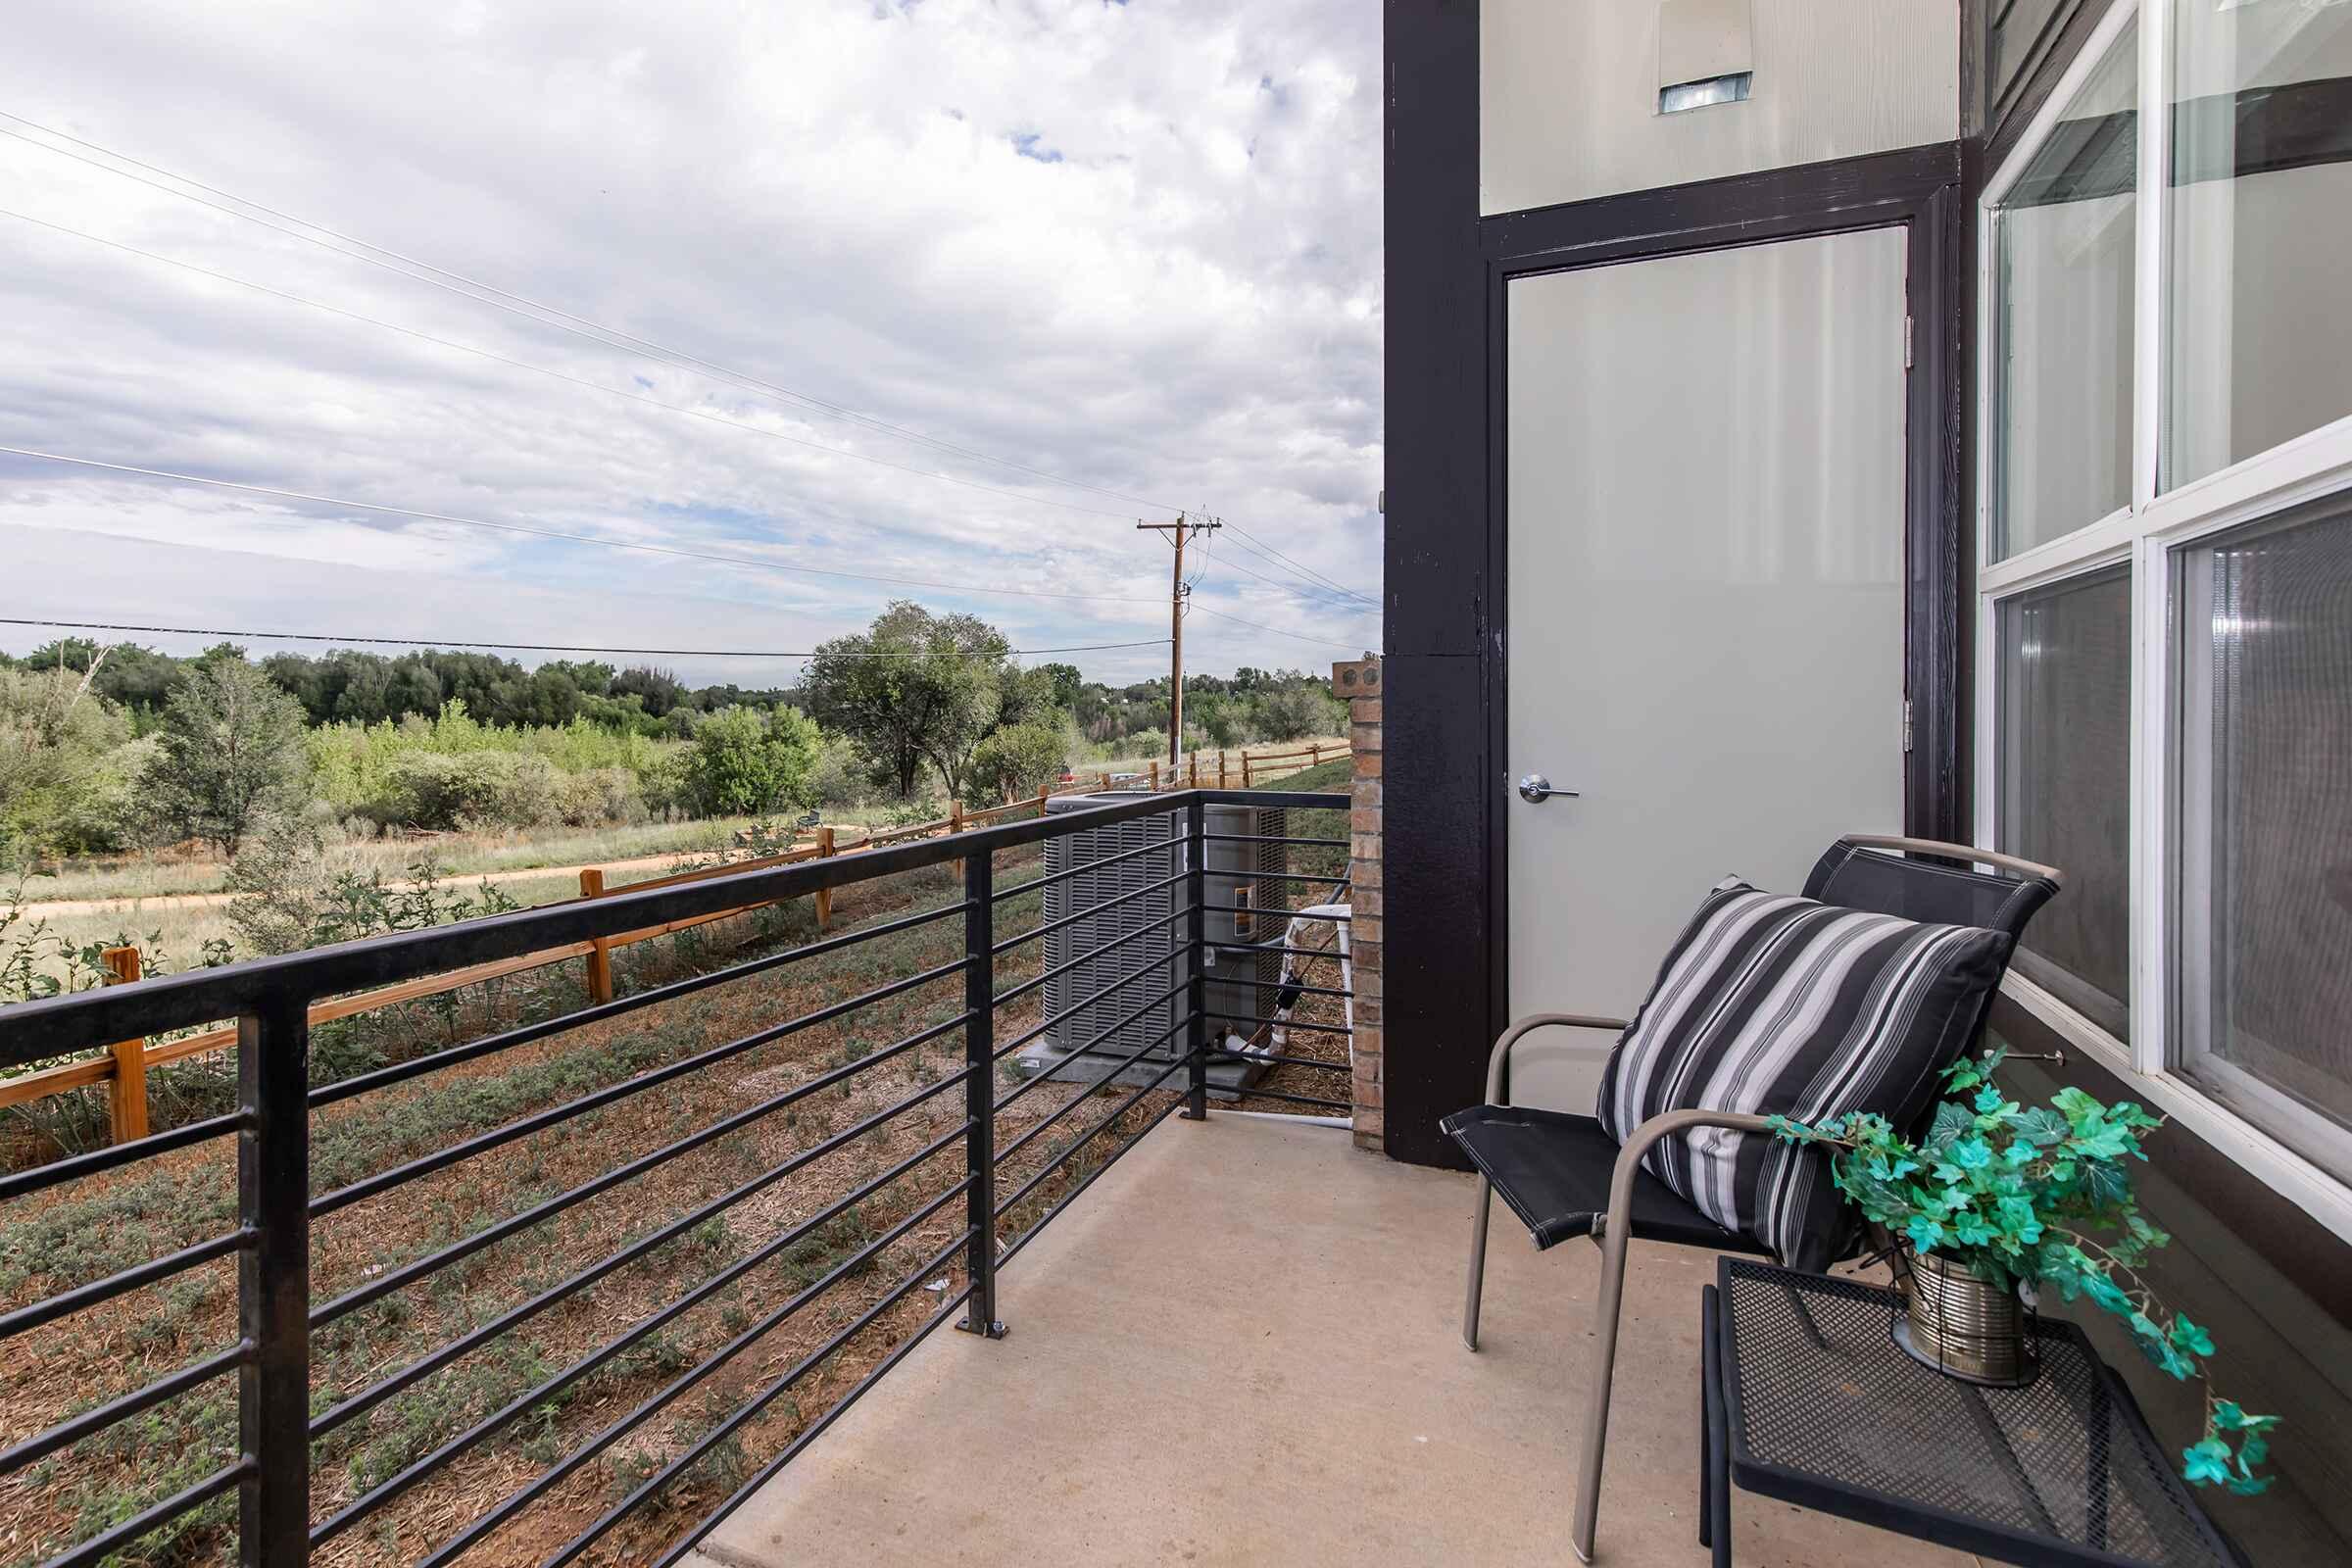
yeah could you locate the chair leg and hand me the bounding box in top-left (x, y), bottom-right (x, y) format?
top-left (1571, 1220), bottom-right (1636, 1564)
top-left (1461, 1177), bottom-right (1493, 1351)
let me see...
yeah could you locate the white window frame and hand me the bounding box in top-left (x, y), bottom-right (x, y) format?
top-left (1974, 0), bottom-right (2352, 1244)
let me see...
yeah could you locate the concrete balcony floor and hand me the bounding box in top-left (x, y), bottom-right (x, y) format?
top-left (690, 1113), bottom-right (1975, 1568)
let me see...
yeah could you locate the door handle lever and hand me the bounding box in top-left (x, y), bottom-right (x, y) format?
top-left (1518, 773), bottom-right (1580, 804)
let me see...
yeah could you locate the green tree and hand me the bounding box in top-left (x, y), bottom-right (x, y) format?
top-left (686, 706), bottom-right (822, 815)
top-left (141, 658), bottom-right (309, 855)
top-left (0, 667), bottom-right (142, 858)
top-left (803, 603), bottom-right (1011, 800)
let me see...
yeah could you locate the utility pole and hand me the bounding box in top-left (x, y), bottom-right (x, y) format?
top-left (1137, 513), bottom-right (1219, 776)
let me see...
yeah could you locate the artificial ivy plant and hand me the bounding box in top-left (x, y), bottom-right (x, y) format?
top-left (1769, 1045), bottom-right (2279, 1495)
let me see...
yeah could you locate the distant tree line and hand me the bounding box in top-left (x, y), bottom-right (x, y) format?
top-left (0, 616), bottom-right (1349, 866)
top-left (10, 638), bottom-right (792, 737)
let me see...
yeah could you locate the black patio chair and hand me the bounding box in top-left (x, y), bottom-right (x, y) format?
top-left (1445, 835), bottom-right (2062, 1564)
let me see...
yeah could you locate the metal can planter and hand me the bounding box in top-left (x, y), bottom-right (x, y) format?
top-left (1891, 1251), bottom-right (2037, 1387)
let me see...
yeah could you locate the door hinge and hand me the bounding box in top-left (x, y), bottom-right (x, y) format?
top-left (1903, 316), bottom-right (1914, 370)
top-left (1902, 699), bottom-right (1915, 753)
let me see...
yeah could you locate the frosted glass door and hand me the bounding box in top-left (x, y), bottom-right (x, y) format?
top-left (1503, 229), bottom-right (1909, 1111)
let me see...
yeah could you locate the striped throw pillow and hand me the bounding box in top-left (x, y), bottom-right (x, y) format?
top-left (1595, 878), bottom-right (2009, 1271)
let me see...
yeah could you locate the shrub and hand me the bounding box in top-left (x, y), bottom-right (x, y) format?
top-left (556, 767), bottom-right (642, 827)
top-left (375, 751), bottom-right (564, 831)
top-left (685, 707), bottom-right (821, 816)
top-left (963, 722), bottom-right (1065, 806)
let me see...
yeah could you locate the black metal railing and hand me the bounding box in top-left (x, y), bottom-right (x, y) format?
top-left (0, 788), bottom-right (1350, 1568)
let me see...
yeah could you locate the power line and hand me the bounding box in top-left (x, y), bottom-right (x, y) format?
top-left (1219, 521), bottom-right (1379, 606)
top-left (0, 115), bottom-right (1168, 520)
top-left (0, 113), bottom-right (1386, 609)
top-left (1190, 605), bottom-right (1372, 653)
top-left (0, 206), bottom-right (1152, 525)
top-left (0, 445), bottom-right (1167, 607)
top-left (0, 617), bottom-right (1166, 660)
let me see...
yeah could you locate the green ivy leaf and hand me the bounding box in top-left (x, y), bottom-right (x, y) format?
top-left (2010, 1106), bottom-right (2069, 1147)
top-left (2169, 1316), bottom-right (2216, 1358)
top-left (2183, 1440), bottom-right (2233, 1487)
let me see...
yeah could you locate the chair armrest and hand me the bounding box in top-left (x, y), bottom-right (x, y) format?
top-left (1486, 1012), bottom-right (1630, 1104)
top-left (1599, 1108), bottom-right (1775, 1244)
top-left (1837, 834), bottom-right (2064, 890)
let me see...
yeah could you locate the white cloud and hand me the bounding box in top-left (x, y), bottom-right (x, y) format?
top-left (0, 0), bottom-right (1382, 688)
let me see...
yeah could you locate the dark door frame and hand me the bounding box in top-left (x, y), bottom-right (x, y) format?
top-left (1476, 142), bottom-right (1975, 1093)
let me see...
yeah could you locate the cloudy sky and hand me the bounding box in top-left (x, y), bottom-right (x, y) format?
top-left (0, 0), bottom-right (1383, 690)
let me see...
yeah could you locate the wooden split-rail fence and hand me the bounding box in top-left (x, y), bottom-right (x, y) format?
top-left (0, 740), bottom-right (1348, 1147)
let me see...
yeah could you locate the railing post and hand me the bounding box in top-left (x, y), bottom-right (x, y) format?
top-left (238, 997), bottom-right (309, 1567)
top-left (1218, 749), bottom-right (1228, 788)
top-left (951, 800), bottom-right (965, 835)
top-left (578, 868), bottom-right (614, 1005)
top-left (958, 851), bottom-right (1005, 1338)
top-left (1182, 798), bottom-right (1209, 1121)
top-left (1148, 759), bottom-right (1159, 792)
top-left (1242, 752), bottom-right (1253, 788)
top-left (1036, 783), bottom-right (1049, 815)
top-left (814, 827), bottom-right (836, 932)
top-left (100, 946), bottom-right (148, 1144)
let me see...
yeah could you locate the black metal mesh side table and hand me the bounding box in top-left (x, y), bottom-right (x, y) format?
top-left (1700, 1258), bottom-right (2241, 1568)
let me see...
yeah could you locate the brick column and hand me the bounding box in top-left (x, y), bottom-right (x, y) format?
top-left (1332, 659), bottom-right (1382, 1152)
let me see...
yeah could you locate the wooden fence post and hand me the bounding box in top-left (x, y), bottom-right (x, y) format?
top-left (1218, 750), bottom-right (1228, 787)
top-left (579, 868), bottom-right (615, 1005)
top-left (1036, 784), bottom-right (1050, 815)
top-left (1100, 771), bottom-right (1112, 791)
top-left (1309, 743), bottom-right (1321, 768)
top-left (951, 801), bottom-right (965, 834)
top-left (1148, 760), bottom-right (1159, 792)
top-left (1242, 751), bottom-right (1253, 788)
top-left (100, 946), bottom-right (147, 1144)
top-left (1188, 754), bottom-right (1200, 788)
top-left (815, 827), bottom-right (836, 932)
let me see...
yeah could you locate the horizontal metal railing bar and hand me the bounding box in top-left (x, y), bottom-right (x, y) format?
top-left (313, 1106), bottom-right (971, 1546)
top-left (411, 1185), bottom-right (976, 1568)
top-left (991, 904), bottom-right (1186, 1009)
top-left (994, 1019), bottom-right (1188, 1160)
top-left (1194, 902), bottom-right (1350, 920)
top-left (992, 992), bottom-right (1185, 1114)
top-left (1222, 1084), bottom-right (1352, 1111)
top-left (550, 1222), bottom-right (977, 1568)
top-left (0, 790), bottom-right (1243, 1056)
top-left (311, 1080), bottom-right (973, 1440)
top-left (1203, 938), bottom-right (1347, 957)
top-left (0, 1227), bottom-right (248, 1342)
top-left (1205, 1049), bottom-right (1349, 1071)
top-left (995, 1052), bottom-right (1189, 1221)
top-left (990, 867), bottom-right (1187, 957)
top-left (998, 1092), bottom-right (1187, 1267)
top-left (1243, 868), bottom-right (1351, 888)
top-left (311, 1008), bottom-right (972, 1328)
top-left (652, 1280), bottom-right (972, 1568)
top-left (1195, 788), bottom-right (1350, 808)
top-left (1266, 978), bottom-right (1353, 1001)
top-left (1198, 832), bottom-right (1351, 847)
top-left (311, 955), bottom-right (968, 1217)
top-left (990, 948), bottom-right (1183, 1063)
top-left (1205, 1015), bottom-right (1353, 1037)
top-left (989, 833), bottom-right (1173, 904)
top-left (0, 1109), bottom-right (245, 1203)
top-left (0, 1340), bottom-right (249, 1476)
top-left (35, 1458), bottom-right (251, 1568)
top-left (311, 897), bottom-right (965, 1107)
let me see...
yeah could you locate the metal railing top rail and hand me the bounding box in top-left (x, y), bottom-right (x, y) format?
top-left (0, 788), bottom-right (1335, 1059)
